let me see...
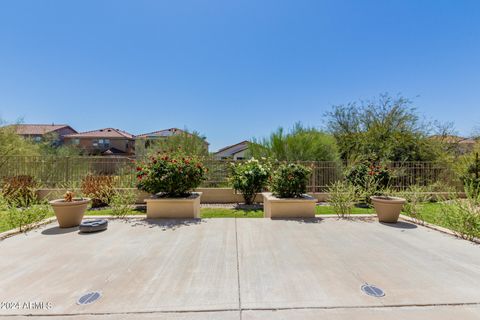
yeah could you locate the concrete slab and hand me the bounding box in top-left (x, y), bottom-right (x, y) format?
top-left (243, 305), bottom-right (480, 320)
top-left (1, 217), bottom-right (480, 319)
top-left (236, 218), bottom-right (480, 309)
top-left (0, 219), bottom-right (239, 316)
top-left (10, 311), bottom-right (240, 320)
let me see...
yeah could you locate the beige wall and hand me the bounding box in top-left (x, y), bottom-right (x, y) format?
top-left (64, 137), bottom-right (134, 155)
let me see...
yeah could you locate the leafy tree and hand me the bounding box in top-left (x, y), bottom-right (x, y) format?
top-left (0, 120), bottom-right (41, 156)
top-left (249, 123), bottom-right (339, 161)
top-left (326, 93), bottom-right (447, 162)
top-left (137, 129), bottom-right (209, 157)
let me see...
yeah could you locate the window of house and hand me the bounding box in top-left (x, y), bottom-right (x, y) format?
top-left (95, 139), bottom-right (110, 148)
top-left (72, 138), bottom-right (80, 145)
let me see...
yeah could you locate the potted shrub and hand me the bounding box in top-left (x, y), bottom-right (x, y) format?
top-left (137, 153), bottom-right (207, 218)
top-left (370, 195), bottom-right (406, 223)
top-left (229, 158), bottom-right (271, 205)
top-left (262, 163), bottom-right (316, 218)
top-left (49, 191), bottom-right (91, 228)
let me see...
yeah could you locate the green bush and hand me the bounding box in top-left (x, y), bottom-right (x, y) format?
top-left (229, 158), bottom-right (271, 205)
top-left (345, 162), bottom-right (391, 203)
top-left (271, 163), bottom-right (311, 198)
top-left (459, 152), bottom-right (480, 197)
top-left (108, 189), bottom-right (137, 218)
top-left (397, 185), bottom-right (431, 224)
top-left (5, 202), bottom-right (50, 232)
top-left (249, 123), bottom-right (339, 161)
top-left (438, 194), bottom-right (480, 241)
top-left (327, 180), bottom-right (357, 218)
top-left (136, 153), bottom-right (206, 197)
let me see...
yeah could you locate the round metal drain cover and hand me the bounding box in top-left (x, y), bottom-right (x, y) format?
top-left (361, 284), bottom-right (385, 297)
top-left (77, 292), bottom-right (101, 305)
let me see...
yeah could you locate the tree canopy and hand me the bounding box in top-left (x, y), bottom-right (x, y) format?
top-left (325, 94), bottom-right (448, 162)
top-left (249, 123), bottom-right (339, 161)
top-left (138, 129), bottom-right (209, 157)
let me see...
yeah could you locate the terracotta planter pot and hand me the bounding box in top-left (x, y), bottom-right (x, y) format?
top-left (49, 198), bottom-right (91, 228)
top-left (262, 192), bottom-right (317, 218)
top-left (145, 192), bottom-right (202, 218)
top-left (370, 196), bottom-right (406, 223)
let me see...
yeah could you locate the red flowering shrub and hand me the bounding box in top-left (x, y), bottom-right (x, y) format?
top-left (270, 163), bottom-right (311, 198)
top-left (136, 153), bottom-right (206, 197)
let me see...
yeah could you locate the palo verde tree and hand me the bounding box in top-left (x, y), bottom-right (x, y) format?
top-left (325, 93), bottom-right (448, 162)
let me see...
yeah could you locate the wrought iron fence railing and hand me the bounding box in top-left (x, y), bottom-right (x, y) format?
top-left (0, 155), bottom-right (459, 192)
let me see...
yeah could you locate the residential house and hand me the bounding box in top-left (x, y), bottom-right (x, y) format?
top-left (135, 128), bottom-right (209, 155)
top-left (214, 140), bottom-right (250, 160)
top-left (64, 128), bottom-right (135, 156)
top-left (429, 135), bottom-right (477, 155)
top-left (8, 124), bottom-right (77, 145)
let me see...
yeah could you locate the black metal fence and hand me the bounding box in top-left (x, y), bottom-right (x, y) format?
top-left (0, 156), bottom-right (459, 191)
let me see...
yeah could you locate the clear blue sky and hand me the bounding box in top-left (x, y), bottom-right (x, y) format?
top-left (1, 0), bottom-right (479, 151)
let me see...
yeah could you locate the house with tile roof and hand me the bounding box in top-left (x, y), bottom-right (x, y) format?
top-left (214, 140), bottom-right (250, 160)
top-left (64, 128), bottom-right (135, 156)
top-left (135, 128), bottom-right (209, 155)
top-left (7, 124), bottom-right (77, 144)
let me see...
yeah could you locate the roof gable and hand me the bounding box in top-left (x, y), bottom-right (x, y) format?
top-left (8, 124), bottom-right (76, 135)
top-left (64, 128), bottom-right (134, 139)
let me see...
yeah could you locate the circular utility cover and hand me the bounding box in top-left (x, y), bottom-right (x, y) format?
top-left (361, 284), bottom-right (385, 297)
top-left (77, 292), bottom-right (102, 305)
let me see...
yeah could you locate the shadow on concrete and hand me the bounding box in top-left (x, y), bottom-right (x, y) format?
top-left (78, 229), bottom-right (108, 235)
top-left (41, 226), bottom-right (78, 235)
top-left (380, 221), bottom-right (417, 229)
top-left (233, 203), bottom-right (263, 211)
top-left (130, 218), bottom-right (205, 231)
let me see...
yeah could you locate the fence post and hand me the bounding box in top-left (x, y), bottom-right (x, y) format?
top-left (65, 156), bottom-right (70, 186)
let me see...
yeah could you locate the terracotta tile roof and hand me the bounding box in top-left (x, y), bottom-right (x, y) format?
top-left (215, 140), bottom-right (249, 154)
top-left (64, 128), bottom-right (134, 139)
top-left (8, 124), bottom-right (76, 135)
top-left (135, 128), bottom-right (185, 138)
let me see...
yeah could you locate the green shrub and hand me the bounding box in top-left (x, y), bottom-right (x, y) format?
top-left (345, 162), bottom-right (391, 203)
top-left (437, 181), bottom-right (480, 241)
top-left (460, 152), bottom-right (480, 197)
top-left (327, 181), bottom-right (357, 218)
top-left (1, 175), bottom-right (38, 206)
top-left (397, 185), bottom-right (431, 224)
top-left (81, 175), bottom-right (116, 208)
top-left (108, 189), bottom-right (137, 218)
top-left (5, 202), bottom-right (50, 232)
top-left (229, 158), bottom-right (271, 205)
top-left (136, 153), bottom-right (207, 197)
top-left (438, 201), bottom-right (480, 241)
top-left (271, 163), bottom-right (311, 198)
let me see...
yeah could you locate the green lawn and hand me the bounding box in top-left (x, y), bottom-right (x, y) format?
top-left (0, 202), bottom-right (447, 234)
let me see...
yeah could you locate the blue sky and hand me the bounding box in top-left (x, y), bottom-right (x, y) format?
top-left (0, 0), bottom-right (479, 151)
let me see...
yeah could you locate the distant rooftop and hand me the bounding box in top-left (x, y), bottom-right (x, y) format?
top-left (6, 124), bottom-right (76, 135)
top-left (136, 128), bottom-right (185, 138)
top-left (64, 128), bottom-right (134, 139)
top-left (215, 140), bottom-right (249, 154)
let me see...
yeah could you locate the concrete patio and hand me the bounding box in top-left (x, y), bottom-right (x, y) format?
top-left (1, 217), bottom-right (479, 319)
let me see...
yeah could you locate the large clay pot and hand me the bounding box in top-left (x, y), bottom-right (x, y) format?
top-left (49, 198), bottom-right (91, 228)
top-left (370, 196), bottom-right (406, 223)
